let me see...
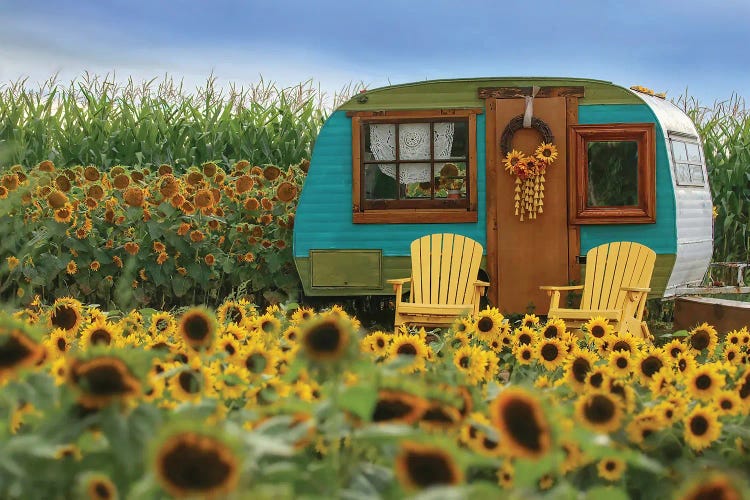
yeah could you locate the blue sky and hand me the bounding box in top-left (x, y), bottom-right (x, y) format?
top-left (1, 0), bottom-right (748, 105)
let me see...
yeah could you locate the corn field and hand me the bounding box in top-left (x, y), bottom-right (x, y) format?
top-left (677, 93), bottom-right (750, 263)
top-left (0, 74), bottom-right (337, 171)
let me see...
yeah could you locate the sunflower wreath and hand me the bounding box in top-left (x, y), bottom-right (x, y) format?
top-left (500, 115), bottom-right (558, 221)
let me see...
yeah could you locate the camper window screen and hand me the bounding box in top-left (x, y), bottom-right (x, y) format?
top-left (362, 120), bottom-right (469, 208)
top-left (586, 141), bottom-right (639, 207)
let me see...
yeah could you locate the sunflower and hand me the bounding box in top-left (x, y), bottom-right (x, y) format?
top-left (419, 401), bottom-right (463, 432)
top-left (67, 356), bottom-right (141, 409)
top-left (255, 313), bottom-right (281, 337)
top-left (217, 335), bottom-right (241, 360)
top-left (177, 307), bottom-right (217, 351)
top-left (474, 307), bottom-right (503, 340)
top-left (540, 317), bottom-right (566, 340)
top-left (53, 203), bottom-right (74, 223)
top-left (217, 300), bottom-right (248, 325)
top-left (394, 441), bottom-right (463, 491)
top-left (575, 391), bottom-right (623, 433)
top-left (663, 338), bottom-right (688, 360)
top-left (715, 390), bottom-right (743, 416)
top-left (607, 350), bottom-right (633, 378)
top-left (597, 457), bottom-right (626, 482)
top-left (361, 331), bottom-right (391, 356)
top-left (49, 297), bottom-right (84, 334)
top-left (214, 363), bottom-right (249, 400)
top-left (608, 333), bottom-right (638, 354)
top-left (122, 187), bottom-right (145, 207)
top-left (687, 323), bottom-right (718, 356)
top-left (371, 390), bottom-right (427, 424)
top-left (564, 349), bottom-right (599, 390)
top-left (496, 460), bottom-right (514, 489)
top-left (489, 388), bottom-right (551, 460)
top-left (723, 344), bottom-right (742, 365)
top-left (453, 344), bottom-right (486, 384)
top-left (686, 364), bottom-right (725, 401)
top-left (79, 320), bottom-right (122, 350)
top-left (299, 316), bottom-right (352, 364)
top-left (584, 316), bottom-right (613, 340)
top-left (738, 368), bottom-right (750, 406)
top-left (237, 342), bottom-right (278, 379)
top-left (534, 338), bottom-right (566, 371)
top-left (465, 414), bottom-right (503, 457)
top-left (78, 472), bottom-right (118, 500)
top-left (148, 311), bottom-right (176, 337)
top-left (535, 143), bottom-right (558, 164)
top-left (635, 348), bottom-right (670, 385)
top-left (262, 165), bottom-right (281, 181)
top-left (169, 365), bottom-right (213, 403)
top-left (503, 150), bottom-right (525, 173)
top-left (683, 405), bottom-right (722, 451)
top-left (674, 351), bottom-right (697, 376)
top-left (154, 431), bottom-right (240, 498)
top-left (648, 368), bottom-right (676, 397)
top-left (276, 181), bottom-right (298, 202)
top-left (513, 344), bottom-right (535, 365)
top-left (513, 326), bottom-right (536, 347)
top-left (387, 333), bottom-right (429, 373)
top-left (677, 473), bottom-right (745, 500)
top-left (46, 328), bottom-right (72, 358)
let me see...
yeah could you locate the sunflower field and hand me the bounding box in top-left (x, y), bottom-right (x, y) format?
top-left (0, 159), bottom-right (305, 309)
top-left (2, 298), bottom-right (749, 499)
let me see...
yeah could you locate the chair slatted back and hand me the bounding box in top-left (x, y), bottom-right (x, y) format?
top-left (410, 234), bottom-right (483, 305)
top-left (580, 242), bottom-right (656, 310)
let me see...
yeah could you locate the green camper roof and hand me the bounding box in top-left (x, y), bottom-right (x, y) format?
top-left (339, 76), bottom-right (643, 110)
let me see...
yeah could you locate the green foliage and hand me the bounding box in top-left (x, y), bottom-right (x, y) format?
top-left (677, 92), bottom-right (750, 262)
top-left (0, 74), bottom-right (327, 171)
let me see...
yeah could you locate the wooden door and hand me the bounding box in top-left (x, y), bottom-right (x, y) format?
top-left (486, 97), bottom-right (572, 314)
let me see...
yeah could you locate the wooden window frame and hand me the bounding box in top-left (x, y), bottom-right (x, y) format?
top-left (568, 123), bottom-right (656, 225)
top-left (349, 109), bottom-right (480, 224)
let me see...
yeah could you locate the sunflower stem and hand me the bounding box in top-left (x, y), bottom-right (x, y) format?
top-left (328, 369), bottom-right (343, 496)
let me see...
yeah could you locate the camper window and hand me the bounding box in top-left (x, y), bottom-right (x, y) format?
top-left (670, 136), bottom-right (705, 187)
top-left (350, 109), bottom-right (479, 223)
top-left (569, 123), bottom-right (656, 224)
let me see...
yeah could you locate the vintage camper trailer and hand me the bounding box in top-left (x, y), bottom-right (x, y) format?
top-left (293, 77), bottom-right (713, 314)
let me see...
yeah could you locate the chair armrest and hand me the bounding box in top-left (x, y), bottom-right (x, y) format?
top-left (620, 286), bottom-right (651, 293)
top-left (539, 285), bottom-right (584, 291)
top-left (474, 280), bottom-right (490, 287)
top-left (386, 278), bottom-right (411, 285)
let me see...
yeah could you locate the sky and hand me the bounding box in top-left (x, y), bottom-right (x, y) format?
top-left (0, 0), bottom-right (748, 106)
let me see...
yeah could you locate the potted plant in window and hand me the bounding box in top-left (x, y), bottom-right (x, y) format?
top-left (439, 163), bottom-right (463, 199)
top-left (446, 178), bottom-right (464, 199)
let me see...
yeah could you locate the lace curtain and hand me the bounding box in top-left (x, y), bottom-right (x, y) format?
top-left (369, 123), bottom-right (455, 184)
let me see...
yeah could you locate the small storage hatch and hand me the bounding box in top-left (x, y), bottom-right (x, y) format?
top-left (310, 250), bottom-right (382, 288)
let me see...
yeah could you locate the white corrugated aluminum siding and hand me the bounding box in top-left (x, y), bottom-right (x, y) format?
top-left (636, 92), bottom-right (713, 296)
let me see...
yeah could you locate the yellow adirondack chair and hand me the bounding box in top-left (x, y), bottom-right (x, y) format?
top-left (388, 234), bottom-right (489, 328)
top-left (540, 242), bottom-right (656, 339)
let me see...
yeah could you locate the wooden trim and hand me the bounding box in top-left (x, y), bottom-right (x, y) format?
top-left (364, 198), bottom-right (469, 210)
top-left (478, 86), bottom-right (585, 99)
top-left (484, 99), bottom-right (499, 306)
top-left (468, 112), bottom-right (478, 212)
top-left (568, 123), bottom-right (656, 225)
top-left (346, 108), bottom-right (483, 118)
top-left (565, 96), bottom-right (581, 286)
top-left (351, 108), bottom-right (479, 224)
top-left (353, 209), bottom-right (478, 224)
top-left (351, 115), bottom-right (362, 212)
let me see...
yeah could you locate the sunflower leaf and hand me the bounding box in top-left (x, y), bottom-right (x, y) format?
top-left (586, 486), bottom-right (630, 500)
top-left (339, 384), bottom-right (378, 421)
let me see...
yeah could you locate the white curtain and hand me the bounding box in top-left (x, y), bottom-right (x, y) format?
top-left (369, 123), bottom-right (454, 184)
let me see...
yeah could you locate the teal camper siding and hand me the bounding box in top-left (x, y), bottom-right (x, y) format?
top-left (294, 111), bottom-right (487, 256)
top-left (577, 104), bottom-right (677, 255)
